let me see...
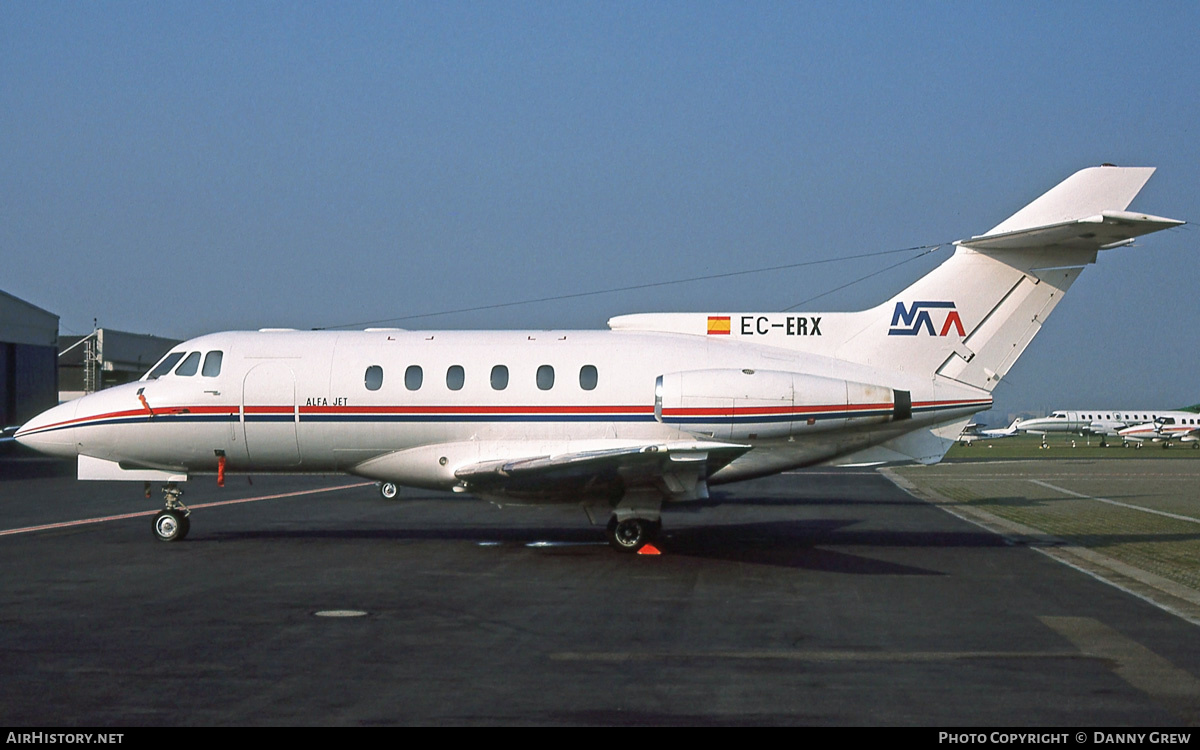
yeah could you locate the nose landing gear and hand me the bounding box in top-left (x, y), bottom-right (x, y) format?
top-left (152, 483), bottom-right (190, 542)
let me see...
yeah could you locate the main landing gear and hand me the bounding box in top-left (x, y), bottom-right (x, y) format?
top-left (605, 516), bottom-right (662, 553)
top-left (152, 483), bottom-right (190, 542)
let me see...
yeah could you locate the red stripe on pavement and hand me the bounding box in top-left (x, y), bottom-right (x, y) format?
top-left (0, 481), bottom-right (374, 538)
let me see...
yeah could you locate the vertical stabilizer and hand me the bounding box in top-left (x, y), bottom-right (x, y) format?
top-left (983, 166), bottom-right (1155, 235)
top-left (827, 166), bottom-right (1181, 392)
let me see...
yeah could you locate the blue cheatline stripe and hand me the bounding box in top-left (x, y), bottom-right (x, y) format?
top-left (663, 409), bottom-right (895, 425)
top-left (302, 414), bottom-right (653, 423)
top-left (37, 399), bottom-right (988, 437)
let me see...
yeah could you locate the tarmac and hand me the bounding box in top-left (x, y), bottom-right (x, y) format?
top-left (2, 454), bottom-right (1199, 726)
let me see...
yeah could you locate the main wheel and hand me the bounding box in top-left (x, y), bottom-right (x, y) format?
top-left (153, 510), bottom-right (189, 542)
top-left (379, 482), bottom-right (399, 500)
top-left (605, 517), bottom-right (660, 553)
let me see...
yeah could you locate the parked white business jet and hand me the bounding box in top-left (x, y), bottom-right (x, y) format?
top-left (1016, 409), bottom-right (1199, 446)
top-left (1118, 416), bottom-right (1200, 448)
top-left (958, 419), bottom-right (1021, 446)
top-left (16, 166), bottom-right (1184, 551)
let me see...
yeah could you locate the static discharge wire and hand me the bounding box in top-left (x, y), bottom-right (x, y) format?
top-left (316, 242), bottom-right (951, 330)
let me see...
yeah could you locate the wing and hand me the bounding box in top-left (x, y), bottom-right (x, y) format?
top-left (454, 440), bottom-right (750, 502)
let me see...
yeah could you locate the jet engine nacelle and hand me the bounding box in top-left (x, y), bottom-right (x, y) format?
top-left (655, 368), bottom-right (903, 441)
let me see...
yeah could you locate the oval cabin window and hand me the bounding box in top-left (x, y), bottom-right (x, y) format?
top-left (405, 365), bottom-right (423, 391)
top-left (364, 365), bottom-right (383, 391)
top-left (579, 365), bottom-right (598, 391)
top-left (490, 365), bottom-right (509, 391)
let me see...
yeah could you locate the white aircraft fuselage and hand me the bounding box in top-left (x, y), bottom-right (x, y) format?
top-left (1118, 415), bottom-right (1200, 447)
top-left (1016, 410), bottom-right (1199, 438)
top-left (17, 328), bottom-right (988, 494)
top-left (14, 165), bottom-right (1186, 550)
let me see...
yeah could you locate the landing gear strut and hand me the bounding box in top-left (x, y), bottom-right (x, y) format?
top-left (605, 516), bottom-right (661, 553)
top-left (153, 483), bottom-right (190, 542)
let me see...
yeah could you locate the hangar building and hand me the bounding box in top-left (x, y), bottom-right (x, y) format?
top-left (0, 290), bottom-right (59, 428)
top-left (59, 329), bottom-right (179, 401)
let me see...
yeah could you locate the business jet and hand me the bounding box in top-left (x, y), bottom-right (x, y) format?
top-left (1016, 409), bottom-right (1199, 446)
top-left (957, 419), bottom-right (1021, 446)
top-left (16, 166), bottom-right (1185, 551)
top-left (1118, 416), bottom-right (1200, 448)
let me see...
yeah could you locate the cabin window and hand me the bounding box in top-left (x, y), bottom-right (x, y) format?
top-left (147, 352), bottom-right (186, 380)
top-left (202, 351), bottom-right (223, 377)
top-left (446, 365), bottom-right (464, 391)
top-left (490, 365), bottom-right (509, 391)
top-left (579, 365), bottom-right (598, 391)
top-left (175, 352), bottom-right (201, 377)
top-left (405, 365), bottom-right (423, 391)
top-left (364, 365), bottom-right (383, 391)
top-left (536, 365), bottom-right (554, 391)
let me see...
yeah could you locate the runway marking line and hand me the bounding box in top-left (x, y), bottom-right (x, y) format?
top-left (1030, 479), bottom-right (1200, 525)
top-left (551, 650), bottom-right (1086, 663)
top-left (0, 482), bottom-right (374, 538)
top-left (880, 468), bottom-right (1200, 628)
top-left (1041, 616), bottom-right (1200, 724)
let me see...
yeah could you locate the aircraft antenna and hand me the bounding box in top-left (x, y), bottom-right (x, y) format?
top-left (317, 242), bottom-right (948, 330)
top-left (780, 245), bottom-right (944, 311)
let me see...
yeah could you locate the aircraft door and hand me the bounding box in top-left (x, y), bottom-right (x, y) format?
top-left (242, 362), bottom-right (301, 467)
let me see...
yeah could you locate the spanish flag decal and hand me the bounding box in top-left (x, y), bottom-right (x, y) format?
top-left (707, 316), bottom-right (731, 335)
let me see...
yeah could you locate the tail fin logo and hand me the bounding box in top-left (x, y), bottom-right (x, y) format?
top-left (888, 301), bottom-right (965, 337)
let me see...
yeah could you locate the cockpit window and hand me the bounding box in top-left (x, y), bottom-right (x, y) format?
top-left (175, 352), bottom-right (201, 376)
top-left (147, 352), bottom-right (186, 380)
top-left (202, 351), bottom-right (223, 377)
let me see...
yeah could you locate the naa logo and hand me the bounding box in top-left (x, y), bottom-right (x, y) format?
top-left (888, 301), bottom-right (965, 337)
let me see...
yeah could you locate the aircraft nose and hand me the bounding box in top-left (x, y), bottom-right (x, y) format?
top-left (15, 399), bottom-right (80, 459)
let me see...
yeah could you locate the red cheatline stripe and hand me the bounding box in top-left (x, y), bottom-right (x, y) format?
top-left (0, 481), bottom-right (373, 538)
top-left (28, 397), bottom-right (992, 435)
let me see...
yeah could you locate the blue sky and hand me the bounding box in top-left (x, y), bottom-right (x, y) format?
top-left (2, 2), bottom-right (1196, 420)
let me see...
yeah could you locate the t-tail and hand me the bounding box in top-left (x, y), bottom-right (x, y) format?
top-left (844, 165), bottom-right (1183, 391)
top-left (613, 165), bottom-right (1184, 393)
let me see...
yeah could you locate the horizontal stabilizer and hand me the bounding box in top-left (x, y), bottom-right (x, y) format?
top-left (958, 211), bottom-right (1184, 253)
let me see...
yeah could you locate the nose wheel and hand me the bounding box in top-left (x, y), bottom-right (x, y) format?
top-left (152, 483), bottom-right (191, 542)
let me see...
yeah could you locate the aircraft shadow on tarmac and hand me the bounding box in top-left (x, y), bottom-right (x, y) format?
top-left (0, 456), bottom-right (74, 480)
top-left (675, 492), bottom-right (928, 509)
top-left (204, 515), bottom-right (1012, 574)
